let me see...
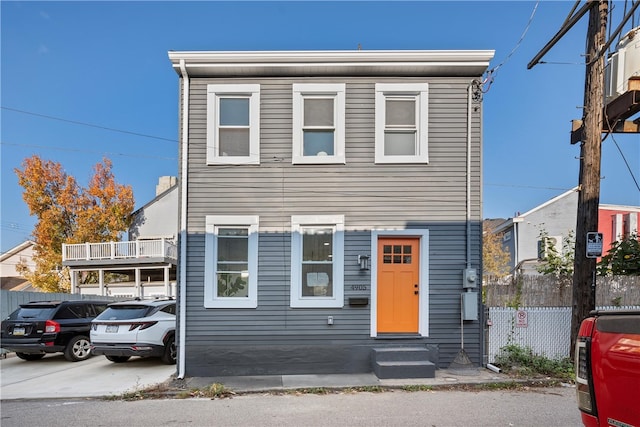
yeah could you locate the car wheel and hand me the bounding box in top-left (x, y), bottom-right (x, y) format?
top-left (105, 355), bottom-right (131, 363)
top-left (15, 352), bottom-right (45, 361)
top-left (161, 334), bottom-right (176, 365)
top-left (64, 335), bottom-right (92, 362)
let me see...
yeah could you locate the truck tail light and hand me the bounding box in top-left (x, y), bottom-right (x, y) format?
top-left (576, 337), bottom-right (597, 416)
top-left (45, 320), bottom-right (60, 333)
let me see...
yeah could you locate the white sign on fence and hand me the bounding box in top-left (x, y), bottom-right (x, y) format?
top-left (516, 310), bottom-right (528, 328)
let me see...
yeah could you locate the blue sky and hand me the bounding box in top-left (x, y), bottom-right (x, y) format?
top-left (2, 1), bottom-right (639, 254)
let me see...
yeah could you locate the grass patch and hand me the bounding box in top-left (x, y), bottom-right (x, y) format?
top-left (493, 344), bottom-right (574, 382)
top-left (180, 383), bottom-right (236, 399)
top-left (103, 382), bottom-right (172, 401)
top-left (401, 385), bottom-right (434, 392)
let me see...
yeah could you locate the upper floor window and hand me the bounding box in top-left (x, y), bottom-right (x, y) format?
top-left (375, 83), bottom-right (429, 164)
top-left (292, 84), bottom-right (346, 164)
top-left (207, 84), bottom-right (260, 165)
top-left (290, 215), bottom-right (344, 308)
top-left (204, 215), bottom-right (259, 308)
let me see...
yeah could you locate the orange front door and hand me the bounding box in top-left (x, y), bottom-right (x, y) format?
top-left (377, 237), bottom-right (420, 333)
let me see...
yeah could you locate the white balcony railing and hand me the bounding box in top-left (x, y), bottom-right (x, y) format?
top-left (62, 239), bottom-right (177, 262)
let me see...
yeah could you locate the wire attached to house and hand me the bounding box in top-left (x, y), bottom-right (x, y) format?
top-left (482, 0), bottom-right (540, 93)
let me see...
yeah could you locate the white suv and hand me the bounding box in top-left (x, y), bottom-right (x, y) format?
top-left (90, 298), bottom-right (176, 364)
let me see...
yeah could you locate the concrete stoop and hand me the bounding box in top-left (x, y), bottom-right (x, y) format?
top-left (372, 347), bottom-right (436, 379)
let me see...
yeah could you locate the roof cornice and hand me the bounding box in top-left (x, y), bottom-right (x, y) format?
top-left (168, 50), bottom-right (495, 78)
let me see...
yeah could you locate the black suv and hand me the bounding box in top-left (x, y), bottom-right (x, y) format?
top-left (1, 300), bottom-right (108, 362)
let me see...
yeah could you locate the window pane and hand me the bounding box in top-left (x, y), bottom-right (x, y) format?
top-left (303, 228), bottom-right (333, 261)
top-left (303, 131), bottom-right (335, 156)
top-left (218, 233), bottom-right (248, 262)
top-left (386, 99), bottom-right (415, 126)
top-left (216, 272), bottom-right (248, 297)
top-left (304, 98), bottom-right (334, 126)
top-left (219, 98), bottom-right (249, 126)
top-left (384, 131), bottom-right (416, 155)
top-left (302, 264), bottom-right (333, 297)
top-left (219, 128), bottom-right (250, 156)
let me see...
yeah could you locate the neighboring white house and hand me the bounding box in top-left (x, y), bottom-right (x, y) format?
top-left (0, 240), bottom-right (38, 291)
top-left (489, 187), bottom-right (640, 274)
top-left (62, 177), bottom-right (179, 298)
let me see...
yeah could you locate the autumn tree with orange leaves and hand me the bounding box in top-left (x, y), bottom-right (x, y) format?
top-left (15, 155), bottom-right (135, 292)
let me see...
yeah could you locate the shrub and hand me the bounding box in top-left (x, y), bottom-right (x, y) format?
top-left (494, 344), bottom-right (574, 381)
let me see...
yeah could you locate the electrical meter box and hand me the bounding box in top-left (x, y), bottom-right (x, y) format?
top-left (462, 292), bottom-right (478, 321)
top-left (463, 268), bottom-right (477, 289)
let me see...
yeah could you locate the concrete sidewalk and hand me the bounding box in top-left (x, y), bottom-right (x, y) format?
top-left (178, 368), bottom-right (519, 394)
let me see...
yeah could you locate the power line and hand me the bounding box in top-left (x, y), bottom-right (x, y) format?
top-left (0, 141), bottom-right (177, 161)
top-left (608, 133), bottom-right (640, 192)
top-left (1, 106), bottom-right (178, 143)
top-left (483, 0), bottom-right (539, 92)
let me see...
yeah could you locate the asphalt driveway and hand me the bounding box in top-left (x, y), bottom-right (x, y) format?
top-left (0, 353), bottom-right (175, 400)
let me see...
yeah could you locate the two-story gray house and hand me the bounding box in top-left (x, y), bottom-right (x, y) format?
top-left (169, 50), bottom-right (494, 378)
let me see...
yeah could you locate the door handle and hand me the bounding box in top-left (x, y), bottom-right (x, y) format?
top-left (414, 290), bottom-right (419, 295)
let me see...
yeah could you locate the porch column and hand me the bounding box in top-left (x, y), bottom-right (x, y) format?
top-left (164, 265), bottom-right (170, 297)
top-left (135, 268), bottom-right (141, 298)
top-left (71, 269), bottom-right (78, 294)
top-left (99, 269), bottom-right (105, 296)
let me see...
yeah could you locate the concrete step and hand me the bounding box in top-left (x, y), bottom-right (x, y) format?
top-left (371, 347), bottom-right (437, 379)
top-left (373, 360), bottom-right (436, 379)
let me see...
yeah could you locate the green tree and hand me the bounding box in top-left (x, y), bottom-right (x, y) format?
top-left (597, 233), bottom-right (640, 276)
top-left (15, 155), bottom-right (135, 292)
top-left (536, 230), bottom-right (575, 278)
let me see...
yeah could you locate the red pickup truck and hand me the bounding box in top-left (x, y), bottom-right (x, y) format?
top-left (575, 310), bottom-right (640, 427)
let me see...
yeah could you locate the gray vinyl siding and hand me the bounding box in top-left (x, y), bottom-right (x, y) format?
top-left (181, 76), bottom-right (483, 376)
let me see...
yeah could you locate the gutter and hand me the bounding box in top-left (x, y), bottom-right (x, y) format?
top-left (168, 50), bottom-right (495, 78)
top-left (177, 59), bottom-right (189, 379)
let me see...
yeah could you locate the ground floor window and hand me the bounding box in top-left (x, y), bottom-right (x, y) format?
top-left (204, 215), bottom-right (259, 308)
top-left (291, 215), bottom-right (344, 308)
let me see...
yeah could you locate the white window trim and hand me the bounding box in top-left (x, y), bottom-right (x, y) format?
top-left (375, 83), bottom-right (429, 164)
top-left (292, 83), bottom-right (346, 164)
top-left (290, 215), bottom-right (344, 308)
top-left (204, 215), bottom-right (259, 308)
top-left (206, 84), bottom-right (260, 165)
top-left (370, 229), bottom-right (429, 337)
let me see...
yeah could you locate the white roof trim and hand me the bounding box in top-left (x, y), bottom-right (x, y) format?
top-left (517, 187), bottom-right (580, 219)
top-left (168, 50), bottom-right (495, 78)
top-left (0, 240), bottom-right (35, 262)
top-left (600, 204), bottom-right (640, 212)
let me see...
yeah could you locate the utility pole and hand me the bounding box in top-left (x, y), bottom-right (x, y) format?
top-left (528, 0), bottom-right (609, 359)
top-left (570, 0), bottom-right (608, 358)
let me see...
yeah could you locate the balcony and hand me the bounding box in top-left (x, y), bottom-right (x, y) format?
top-left (62, 239), bottom-right (177, 264)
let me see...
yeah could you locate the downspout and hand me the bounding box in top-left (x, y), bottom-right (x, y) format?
top-left (177, 59), bottom-right (189, 379)
top-left (466, 82), bottom-right (473, 269)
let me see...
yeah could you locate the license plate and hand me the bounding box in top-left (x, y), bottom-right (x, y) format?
top-left (105, 325), bottom-right (119, 333)
top-left (13, 327), bottom-right (25, 336)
